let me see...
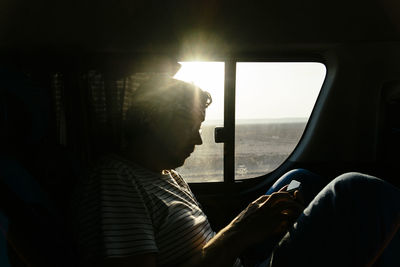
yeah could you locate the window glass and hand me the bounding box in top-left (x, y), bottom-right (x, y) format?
top-left (235, 62), bottom-right (326, 179)
top-left (174, 62), bottom-right (224, 182)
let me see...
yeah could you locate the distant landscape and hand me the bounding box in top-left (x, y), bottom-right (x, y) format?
top-left (177, 119), bottom-right (307, 182)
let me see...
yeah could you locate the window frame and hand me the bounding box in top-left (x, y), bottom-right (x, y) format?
top-left (185, 55), bottom-right (328, 186)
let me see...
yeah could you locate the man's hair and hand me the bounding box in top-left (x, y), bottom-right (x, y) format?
top-left (122, 75), bottom-right (212, 146)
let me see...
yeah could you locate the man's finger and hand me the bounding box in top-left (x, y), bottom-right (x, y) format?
top-left (264, 192), bottom-right (295, 207)
top-left (293, 190), bottom-right (305, 205)
top-left (271, 199), bottom-right (305, 215)
top-left (253, 195), bottom-right (270, 205)
top-left (278, 185), bottom-right (289, 192)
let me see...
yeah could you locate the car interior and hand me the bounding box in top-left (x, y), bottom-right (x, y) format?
top-left (1, 0), bottom-right (399, 266)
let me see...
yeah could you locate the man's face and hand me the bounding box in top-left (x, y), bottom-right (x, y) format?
top-left (157, 109), bottom-right (205, 169)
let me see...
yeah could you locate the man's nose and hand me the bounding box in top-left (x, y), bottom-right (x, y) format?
top-left (194, 131), bottom-right (203, 145)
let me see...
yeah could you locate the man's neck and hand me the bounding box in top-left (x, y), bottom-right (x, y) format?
top-left (120, 142), bottom-right (170, 174)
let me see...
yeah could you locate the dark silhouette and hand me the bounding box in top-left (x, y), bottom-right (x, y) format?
top-left (71, 75), bottom-right (400, 267)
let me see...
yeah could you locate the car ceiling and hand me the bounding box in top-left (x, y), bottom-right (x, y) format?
top-left (0, 0), bottom-right (399, 55)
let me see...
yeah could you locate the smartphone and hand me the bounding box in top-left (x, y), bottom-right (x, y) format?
top-left (286, 180), bottom-right (301, 193)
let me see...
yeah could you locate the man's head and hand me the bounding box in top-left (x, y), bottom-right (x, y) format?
top-left (123, 75), bottom-right (212, 170)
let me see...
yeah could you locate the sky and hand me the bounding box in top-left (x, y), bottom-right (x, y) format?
top-left (173, 62), bottom-right (326, 122)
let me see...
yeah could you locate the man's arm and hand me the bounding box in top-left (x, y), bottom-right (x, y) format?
top-left (182, 191), bottom-right (304, 267)
top-left (100, 191), bottom-right (303, 267)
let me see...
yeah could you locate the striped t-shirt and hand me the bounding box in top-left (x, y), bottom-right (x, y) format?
top-left (71, 154), bottom-right (216, 266)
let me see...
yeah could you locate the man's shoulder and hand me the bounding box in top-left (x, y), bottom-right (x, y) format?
top-left (89, 154), bottom-right (127, 174)
top-left (91, 154), bottom-right (162, 184)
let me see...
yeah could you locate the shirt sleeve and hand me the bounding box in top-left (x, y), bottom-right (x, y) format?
top-left (72, 160), bottom-right (158, 264)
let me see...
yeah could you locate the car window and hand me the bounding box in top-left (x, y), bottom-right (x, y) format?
top-left (174, 62), bottom-right (326, 182)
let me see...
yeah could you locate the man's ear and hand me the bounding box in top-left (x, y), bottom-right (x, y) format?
top-left (150, 116), bottom-right (176, 149)
top-left (147, 118), bottom-right (167, 142)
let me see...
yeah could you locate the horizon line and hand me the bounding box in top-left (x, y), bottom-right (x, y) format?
top-left (203, 117), bottom-right (308, 125)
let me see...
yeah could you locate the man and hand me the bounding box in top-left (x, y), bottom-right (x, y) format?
top-left (71, 75), bottom-right (400, 267)
top-left (71, 75), bottom-right (303, 267)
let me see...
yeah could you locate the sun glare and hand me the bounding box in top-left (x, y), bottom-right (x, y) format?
top-left (173, 62), bottom-right (225, 122)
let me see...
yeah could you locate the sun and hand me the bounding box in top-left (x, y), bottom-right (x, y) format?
top-left (173, 62), bottom-right (225, 122)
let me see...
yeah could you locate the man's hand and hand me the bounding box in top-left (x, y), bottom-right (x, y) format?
top-left (199, 187), bottom-right (305, 267)
top-left (229, 188), bottom-right (304, 248)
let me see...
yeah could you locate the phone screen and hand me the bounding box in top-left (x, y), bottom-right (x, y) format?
top-left (286, 180), bottom-right (301, 192)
